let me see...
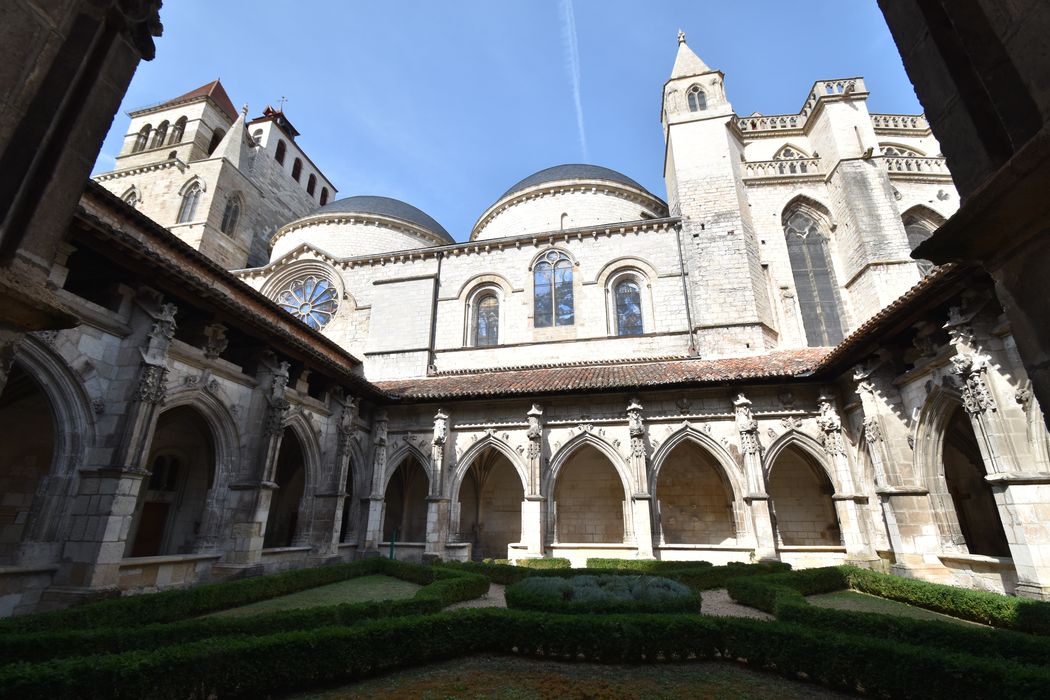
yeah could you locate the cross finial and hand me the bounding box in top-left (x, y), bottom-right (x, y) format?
top-left (677, 29), bottom-right (686, 44)
top-left (277, 95), bottom-right (288, 111)
top-left (241, 103), bottom-right (248, 116)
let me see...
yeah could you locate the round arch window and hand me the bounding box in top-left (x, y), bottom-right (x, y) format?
top-left (277, 276), bottom-right (339, 330)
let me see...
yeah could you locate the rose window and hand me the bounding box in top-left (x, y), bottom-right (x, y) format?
top-left (277, 276), bottom-right (339, 330)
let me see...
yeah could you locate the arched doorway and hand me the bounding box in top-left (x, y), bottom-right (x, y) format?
top-left (553, 445), bottom-right (625, 543)
top-left (0, 365), bottom-right (56, 564)
top-left (656, 441), bottom-right (736, 544)
top-left (338, 458), bottom-right (355, 543)
top-left (128, 406), bottom-right (215, 557)
top-left (263, 428), bottom-right (306, 548)
top-left (943, 406), bottom-right (1010, 556)
top-left (383, 456), bottom-right (428, 542)
top-left (457, 448), bottom-right (524, 558)
top-left (767, 445), bottom-right (841, 546)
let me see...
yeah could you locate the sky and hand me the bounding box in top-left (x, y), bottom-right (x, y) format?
top-left (93, 1), bottom-right (922, 241)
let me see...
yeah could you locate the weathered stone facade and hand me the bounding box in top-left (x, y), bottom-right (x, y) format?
top-left (2, 29), bottom-right (1050, 618)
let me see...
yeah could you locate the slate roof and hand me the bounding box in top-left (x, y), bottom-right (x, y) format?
top-left (375, 349), bottom-right (829, 401)
top-left (312, 195), bottom-right (453, 243)
top-left (500, 164), bottom-right (654, 199)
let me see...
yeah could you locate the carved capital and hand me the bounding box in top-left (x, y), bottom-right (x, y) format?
top-left (203, 322), bottom-right (228, 359)
top-left (135, 363), bottom-right (168, 404)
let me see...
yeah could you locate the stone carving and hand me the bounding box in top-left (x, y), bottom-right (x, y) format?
top-left (374, 411), bottom-right (388, 447)
top-left (862, 416), bottom-right (882, 444)
top-left (816, 394), bottom-right (845, 455)
top-left (627, 398), bottom-right (646, 459)
top-left (777, 390), bottom-right (795, 408)
top-left (264, 364), bottom-right (291, 437)
top-left (432, 408), bottom-right (449, 446)
top-left (91, 397), bottom-right (106, 415)
top-left (526, 404), bottom-right (543, 440)
top-left (733, 393), bottom-right (761, 456)
top-left (149, 303), bottom-right (178, 344)
top-left (338, 396), bottom-right (359, 455)
top-left (950, 353), bottom-right (996, 416)
top-left (780, 416), bottom-right (803, 431)
top-left (136, 364), bottom-right (168, 404)
top-left (675, 397), bottom-right (691, 414)
top-left (107, 0), bottom-right (164, 60)
top-left (203, 322), bottom-right (228, 359)
top-left (1016, 386), bottom-right (1033, 412)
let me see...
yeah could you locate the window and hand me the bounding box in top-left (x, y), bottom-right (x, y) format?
top-left (904, 214), bottom-right (937, 276)
top-left (275, 140), bottom-right (287, 164)
top-left (277, 276), bottom-right (339, 330)
top-left (292, 158), bottom-right (302, 182)
top-left (473, 293), bottom-right (499, 346)
top-left (122, 189), bottom-right (139, 209)
top-left (687, 85), bottom-right (707, 112)
top-left (251, 128), bottom-right (263, 146)
top-left (220, 196), bottom-right (241, 235)
top-left (132, 124), bottom-right (151, 153)
top-left (169, 117), bottom-right (187, 144)
top-left (148, 454), bottom-right (180, 492)
top-left (177, 183), bottom-right (202, 224)
top-left (614, 278), bottom-right (643, 336)
top-left (320, 187), bottom-right (329, 205)
top-left (207, 128), bottom-right (225, 155)
top-left (151, 121), bottom-right (168, 149)
top-left (307, 174), bottom-right (317, 196)
top-left (784, 209), bottom-right (844, 346)
top-left (533, 250), bottom-right (574, 328)
top-left (881, 144), bottom-right (923, 157)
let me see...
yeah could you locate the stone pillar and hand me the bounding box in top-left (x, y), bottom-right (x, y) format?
top-left (989, 476), bottom-right (1050, 600)
top-left (425, 408), bottom-right (449, 558)
top-left (817, 393), bottom-right (871, 558)
top-left (307, 393), bottom-right (358, 558)
top-left (363, 410), bottom-right (388, 551)
top-left (626, 399), bottom-right (654, 558)
top-left (734, 393), bottom-right (777, 560)
top-left (522, 404), bottom-right (545, 556)
top-left (853, 368), bottom-right (906, 556)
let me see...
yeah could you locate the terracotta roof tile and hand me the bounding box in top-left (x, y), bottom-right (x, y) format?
top-left (160, 80), bottom-right (238, 122)
top-left (376, 349), bottom-right (829, 400)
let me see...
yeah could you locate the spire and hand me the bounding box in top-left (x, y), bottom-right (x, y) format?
top-left (670, 31), bottom-right (712, 79)
top-left (214, 103), bottom-right (250, 168)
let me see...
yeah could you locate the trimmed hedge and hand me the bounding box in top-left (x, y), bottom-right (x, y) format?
top-left (506, 575), bottom-right (699, 614)
top-left (2, 609), bottom-right (1049, 699)
top-left (514, 557), bottom-right (571, 569)
top-left (0, 559), bottom-right (488, 664)
top-left (586, 558), bottom-right (715, 573)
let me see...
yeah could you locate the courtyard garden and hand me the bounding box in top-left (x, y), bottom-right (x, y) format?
top-left (0, 557), bottom-right (1049, 698)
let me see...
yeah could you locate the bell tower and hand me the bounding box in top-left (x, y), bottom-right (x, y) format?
top-left (662, 32), bottom-right (775, 355)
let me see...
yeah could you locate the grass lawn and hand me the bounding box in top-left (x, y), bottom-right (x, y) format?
top-left (807, 589), bottom-right (981, 626)
top-left (289, 655), bottom-right (850, 699)
top-left (208, 574), bottom-right (420, 617)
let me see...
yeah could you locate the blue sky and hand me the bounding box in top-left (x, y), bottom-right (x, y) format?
top-left (94, 1), bottom-right (920, 241)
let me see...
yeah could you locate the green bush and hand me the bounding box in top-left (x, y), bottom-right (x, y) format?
top-left (514, 557), bottom-right (571, 569)
top-left (506, 574), bottom-right (699, 614)
top-left (586, 558), bottom-right (714, 572)
top-left (2, 610), bottom-right (1049, 699)
top-left (726, 567), bottom-right (847, 613)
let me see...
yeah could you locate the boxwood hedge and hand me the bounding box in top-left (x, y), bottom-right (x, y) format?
top-left (506, 574), bottom-right (700, 614)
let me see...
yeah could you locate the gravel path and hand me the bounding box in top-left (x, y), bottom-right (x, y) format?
top-left (445, 584), bottom-right (772, 620)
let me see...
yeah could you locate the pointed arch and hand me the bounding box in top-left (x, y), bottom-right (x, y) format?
top-left (383, 440), bottom-right (434, 494)
top-left (151, 120), bottom-right (169, 148)
top-left (763, 429), bottom-right (838, 489)
top-left (687, 84), bottom-right (707, 112)
top-left (914, 383), bottom-right (972, 549)
top-left (773, 143), bottom-right (811, 160)
top-left (649, 424), bottom-right (746, 499)
top-left (545, 430), bottom-right (632, 499)
top-left (782, 195), bottom-right (845, 346)
top-left (449, 432), bottom-right (528, 500)
top-left (880, 142), bottom-right (925, 157)
top-left (281, 411), bottom-right (322, 496)
top-left (161, 387), bottom-right (240, 492)
top-left (764, 430), bottom-right (842, 547)
top-left (132, 123), bottom-right (151, 153)
top-left (168, 116), bottom-right (187, 145)
top-left (120, 185), bottom-right (141, 209)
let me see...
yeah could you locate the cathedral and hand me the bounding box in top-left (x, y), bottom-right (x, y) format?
top-left (2, 30), bottom-right (1049, 617)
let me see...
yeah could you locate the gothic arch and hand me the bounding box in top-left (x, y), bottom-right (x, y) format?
top-left (763, 430), bottom-right (838, 491)
top-left (177, 176), bottom-right (206, 196)
top-left (383, 440), bottom-right (434, 494)
top-left (544, 430), bottom-right (632, 499)
top-left (281, 411), bottom-right (323, 497)
top-left (773, 143), bottom-right (811, 159)
top-left (901, 204), bottom-right (947, 229)
top-left (779, 194), bottom-right (836, 230)
top-left (449, 433), bottom-right (528, 500)
top-left (161, 387), bottom-right (240, 493)
top-left (456, 272), bottom-right (513, 301)
top-left (649, 425), bottom-right (745, 499)
top-left (914, 384), bottom-right (972, 548)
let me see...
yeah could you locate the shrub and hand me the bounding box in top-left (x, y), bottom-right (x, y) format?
top-left (586, 558), bottom-right (714, 573)
top-left (514, 557), bottom-right (571, 569)
top-left (506, 574), bottom-right (699, 614)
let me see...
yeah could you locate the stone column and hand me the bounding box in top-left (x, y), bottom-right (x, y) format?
top-left (308, 392), bottom-right (358, 558)
top-left (853, 368), bottom-right (906, 556)
top-left (425, 408), bottom-right (450, 559)
top-left (363, 410), bottom-right (388, 551)
top-left (626, 399), bottom-right (654, 559)
top-left (735, 393), bottom-right (777, 560)
top-left (816, 393), bottom-right (871, 558)
top-left (521, 404), bottom-right (545, 556)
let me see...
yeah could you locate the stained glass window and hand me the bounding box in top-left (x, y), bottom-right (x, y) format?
top-left (474, 294), bottom-right (499, 346)
top-left (534, 250), bottom-right (574, 328)
top-left (615, 279), bottom-right (643, 336)
top-left (278, 276), bottom-right (339, 330)
top-left (784, 210), bottom-right (843, 347)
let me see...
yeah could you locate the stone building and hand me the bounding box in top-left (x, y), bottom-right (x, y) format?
top-left (2, 26), bottom-right (1050, 616)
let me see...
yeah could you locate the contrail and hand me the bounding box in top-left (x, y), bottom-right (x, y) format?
top-left (560, 0), bottom-right (588, 160)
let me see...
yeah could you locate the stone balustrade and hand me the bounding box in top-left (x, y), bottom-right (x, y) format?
top-left (736, 114), bottom-right (804, 134)
top-left (880, 155), bottom-right (950, 176)
top-left (743, 158), bottom-right (821, 179)
top-left (871, 113), bottom-right (929, 132)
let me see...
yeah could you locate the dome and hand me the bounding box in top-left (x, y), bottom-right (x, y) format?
top-left (313, 195), bottom-right (453, 244)
top-left (499, 164), bottom-right (652, 200)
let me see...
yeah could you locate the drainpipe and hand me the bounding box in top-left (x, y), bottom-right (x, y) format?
top-left (673, 221), bottom-right (698, 355)
top-left (427, 252), bottom-right (444, 373)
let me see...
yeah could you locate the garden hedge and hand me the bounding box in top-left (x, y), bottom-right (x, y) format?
top-left (586, 558), bottom-right (715, 572)
top-left (2, 609), bottom-right (1048, 700)
top-left (505, 574), bottom-right (700, 614)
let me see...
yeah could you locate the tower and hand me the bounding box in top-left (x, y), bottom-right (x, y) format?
top-left (661, 33), bottom-right (775, 356)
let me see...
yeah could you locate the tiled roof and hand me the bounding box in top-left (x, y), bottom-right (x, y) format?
top-left (161, 80), bottom-right (238, 122)
top-left (375, 349), bottom-right (829, 400)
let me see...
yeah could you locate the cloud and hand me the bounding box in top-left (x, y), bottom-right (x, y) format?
top-left (560, 0), bottom-right (588, 160)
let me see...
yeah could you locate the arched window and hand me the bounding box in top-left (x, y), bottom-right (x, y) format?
top-left (277, 276), bottom-right (339, 330)
top-left (687, 85), bottom-right (707, 112)
top-left (132, 124), bottom-right (151, 153)
top-left (207, 128), bottom-right (225, 155)
top-left (177, 183), bottom-right (202, 224)
top-left (533, 250), bottom-right (574, 328)
top-left (614, 278), bottom-right (644, 336)
top-left (307, 174), bottom-right (317, 196)
top-left (292, 158), bottom-right (302, 182)
top-left (319, 187), bottom-right (329, 205)
top-left (122, 188), bottom-right (139, 208)
top-left (881, 144), bottom-right (924, 157)
top-left (275, 140), bottom-right (287, 164)
top-left (472, 293), bottom-right (500, 346)
top-left (251, 128), bottom-right (263, 146)
top-left (220, 196), bottom-right (241, 235)
top-left (903, 212), bottom-right (940, 276)
top-left (151, 121), bottom-right (168, 148)
top-left (784, 208), bottom-right (844, 346)
top-left (168, 117), bottom-right (187, 144)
